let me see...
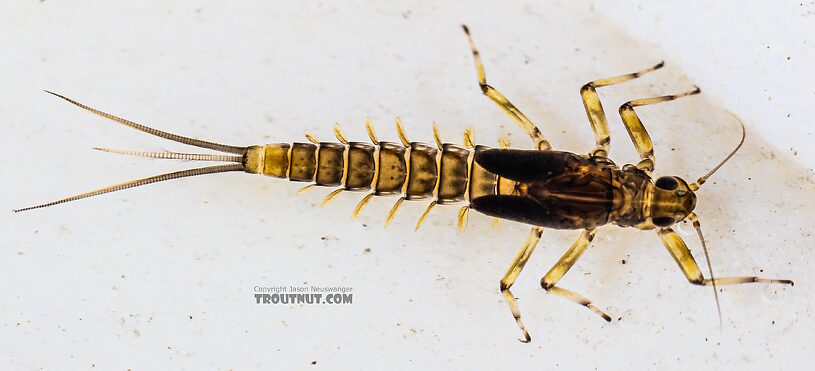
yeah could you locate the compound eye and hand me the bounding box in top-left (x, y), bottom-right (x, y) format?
top-left (652, 216), bottom-right (675, 227)
top-left (655, 176), bottom-right (679, 191)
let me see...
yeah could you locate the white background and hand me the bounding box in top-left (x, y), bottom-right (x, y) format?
top-left (1, 1), bottom-right (813, 370)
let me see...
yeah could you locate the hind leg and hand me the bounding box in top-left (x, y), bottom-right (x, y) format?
top-left (462, 25), bottom-right (551, 150)
top-left (500, 227), bottom-right (544, 342)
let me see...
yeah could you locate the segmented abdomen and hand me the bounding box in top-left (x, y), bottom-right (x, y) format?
top-left (242, 132), bottom-right (500, 212)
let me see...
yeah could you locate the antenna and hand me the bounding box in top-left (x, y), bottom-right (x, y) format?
top-left (689, 112), bottom-right (746, 191)
top-left (687, 212), bottom-right (722, 328)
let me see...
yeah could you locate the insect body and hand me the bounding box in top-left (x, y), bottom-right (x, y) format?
top-left (16, 26), bottom-right (793, 342)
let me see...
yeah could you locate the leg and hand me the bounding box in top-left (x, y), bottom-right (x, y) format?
top-left (540, 228), bottom-right (611, 321)
top-left (658, 228), bottom-right (794, 286)
top-left (580, 62), bottom-right (664, 157)
top-left (618, 87), bottom-right (700, 173)
top-left (461, 25), bottom-right (551, 150)
top-left (500, 227), bottom-right (543, 343)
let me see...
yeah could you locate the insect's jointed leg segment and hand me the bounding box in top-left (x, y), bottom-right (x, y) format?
top-left (658, 228), bottom-right (794, 286)
top-left (618, 86), bottom-right (701, 173)
top-left (540, 228), bottom-right (611, 321)
top-left (500, 227), bottom-right (543, 343)
top-left (461, 25), bottom-right (551, 150)
top-left (580, 62), bottom-right (664, 157)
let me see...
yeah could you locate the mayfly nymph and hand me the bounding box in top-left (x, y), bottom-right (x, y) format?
top-left (16, 25), bottom-right (793, 342)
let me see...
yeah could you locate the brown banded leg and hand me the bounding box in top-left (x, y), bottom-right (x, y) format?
top-left (500, 227), bottom-right (543, 343)
top-left (658, 228), bottom-right (794, 286)
top-left (580, 61), bottom-right (664, 157)
top-left (461, 25), bottom-right (551, 150)
top-left (618, 87), bottom-right (701, 173)
top-left (540, 228), bottom-right (612, 321)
